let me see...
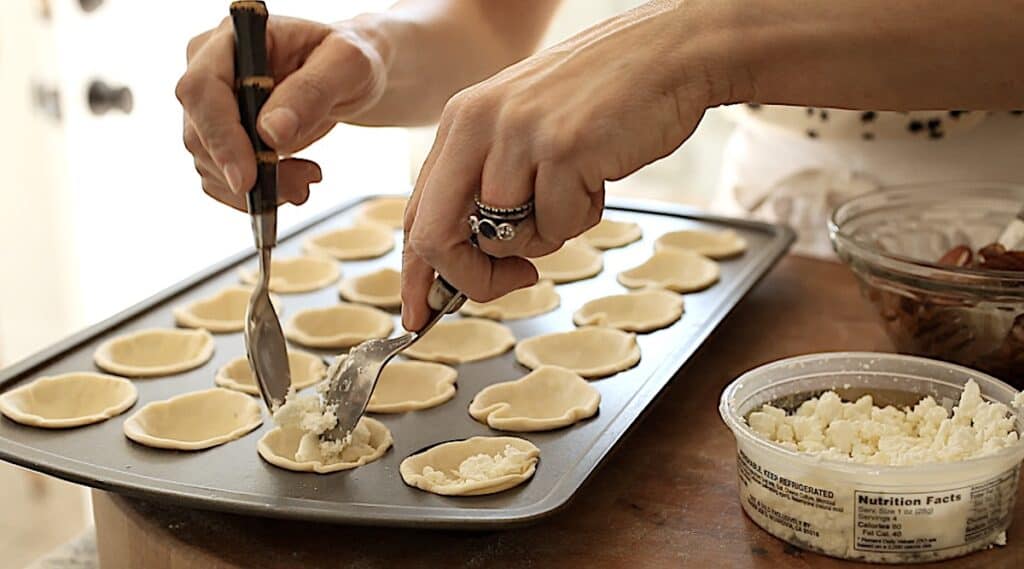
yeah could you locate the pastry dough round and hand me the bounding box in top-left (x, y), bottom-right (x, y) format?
top-left (214, 350), bottom-right (327, 395)
top-left (123, 388), bottom-right (262, 451)
top-left (530, 241), bottom-right (603, 283)
top-left (356, 196), bottom-right (407, 229)
top-left (303, 224), bottom-right (395, 260)
top-left (655, 228), bottom-right (747, 259)
top-left (0, 373), bottom-right (137, 429)
top-left (579, 219), bottom-right (642, 250)
top-left (515, 327), bottom-right (640, 378)
top-left (617, 248), bottom-right (719, 293)
top-left (173, 286), bottom-right (280, 333)
top-left (403, 318), bottom-right (515, 364)
top-left (94, 328), bottom-right (215, 378)
top-left (257, 416), bottom-right (392, 474)
top-left (284, 303), bottom-right (394, 349)
top-left (367, 360), bottom-right (457, 413)
top-left (459, 280), bottom-right (560, 320)
top-left (573, 289), bottom-right (684, 333)
top-left (400, 436), bottom-right (540, 496)
top-left (239, 255), bottom-right (340, 293)
top-left (469, 366), bottom-right (599, 432)
top-left (338, 267), bottom-right (401, 309)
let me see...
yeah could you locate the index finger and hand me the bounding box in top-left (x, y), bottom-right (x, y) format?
top-left (407, 131), bottom-right (537, 304)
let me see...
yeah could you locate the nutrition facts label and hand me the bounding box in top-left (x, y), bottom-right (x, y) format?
top-left (853, 467), bottom-right (1019, 553)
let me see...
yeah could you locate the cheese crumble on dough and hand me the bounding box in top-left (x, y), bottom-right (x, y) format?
top-left (421, 444), bottom-right (532, 485)
top-left (272, 392), bottom-right (374, 464)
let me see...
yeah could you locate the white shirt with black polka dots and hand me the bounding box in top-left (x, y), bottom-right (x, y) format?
top-left (732, 106), bottom-right (996, 141)
top-left (711, 106), bottom-right (1024, 258)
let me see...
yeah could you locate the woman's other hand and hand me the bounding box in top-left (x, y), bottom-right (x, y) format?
top-left (402, 1), bottom-right (737, 330)
top-left (176, 16), bottom-right (388, 211)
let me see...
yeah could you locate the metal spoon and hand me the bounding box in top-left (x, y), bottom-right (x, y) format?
top-left (320, 277), bottom-right (465, 441)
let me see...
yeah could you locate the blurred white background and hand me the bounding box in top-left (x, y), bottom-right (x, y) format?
top-left (0, 1), bottom-right (731, 564)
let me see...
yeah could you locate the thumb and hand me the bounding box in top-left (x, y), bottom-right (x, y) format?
top-left (258, 30), bottom-right (385, 152)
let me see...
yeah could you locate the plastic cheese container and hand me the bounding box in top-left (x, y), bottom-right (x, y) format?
top-left (719, 352), bottom-right (1024, 563)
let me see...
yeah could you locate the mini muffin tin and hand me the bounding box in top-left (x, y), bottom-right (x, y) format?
top-left (0, 196), bottom-right (792, 528)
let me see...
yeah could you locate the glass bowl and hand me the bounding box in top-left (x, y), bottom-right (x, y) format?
top-left (829, 182), bottom-right (1024, 387)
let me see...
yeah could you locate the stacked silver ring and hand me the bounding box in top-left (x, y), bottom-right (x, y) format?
top-left (468, 195), bottom-right (533, 241)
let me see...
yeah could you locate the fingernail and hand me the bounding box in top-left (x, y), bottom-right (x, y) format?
top-left (224, 163), bottom-right (244, 194)
top-left (260, 108), bottom-right (299, 147)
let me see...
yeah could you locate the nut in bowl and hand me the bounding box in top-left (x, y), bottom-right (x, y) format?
top-left (830, 183), bottom-right (1024, 388)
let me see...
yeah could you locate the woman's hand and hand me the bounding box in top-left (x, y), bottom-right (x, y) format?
top-left (176, 15), bottom-right (388, 211)
top-left (401, 1), bottom-right (734, 330)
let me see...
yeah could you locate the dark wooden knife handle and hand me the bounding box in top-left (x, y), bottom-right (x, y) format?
top-left (230, 1), bottom-right (277, 215)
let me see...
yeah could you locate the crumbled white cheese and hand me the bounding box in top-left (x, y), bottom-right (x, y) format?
top-left (747, 379), bottom-right (1020, 465)
top-left (273, 392), bottom-right (337, 434)
top-left (421, 445), bottom-right (532, 485)
top-left (735, 378), bottom-right (1021, 562)
top-left (994, 531), bottom-right (1008, 547)
top-left (273, 392), bottom-right (369, 464)
top-left (1013, 390), bottom-right (1024, 409)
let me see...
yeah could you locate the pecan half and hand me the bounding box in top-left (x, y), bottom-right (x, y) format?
top-left (979, 249), bottom-right (1024, 270)
top-left (937, 245), bottom-right (973, 267)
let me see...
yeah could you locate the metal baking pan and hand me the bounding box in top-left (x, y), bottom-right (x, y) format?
top-left (0, 195), bottom-right (793, 529)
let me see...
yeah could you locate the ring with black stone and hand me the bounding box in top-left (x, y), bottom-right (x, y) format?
top-left (468, 214), bottom-right (520, 241)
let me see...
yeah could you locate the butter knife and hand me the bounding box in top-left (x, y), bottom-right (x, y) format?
top-left (232, 0), bottom-right (291, 409)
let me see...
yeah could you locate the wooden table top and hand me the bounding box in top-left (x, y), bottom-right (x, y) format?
top-left (92, 256), bottom-right (1024, 568)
